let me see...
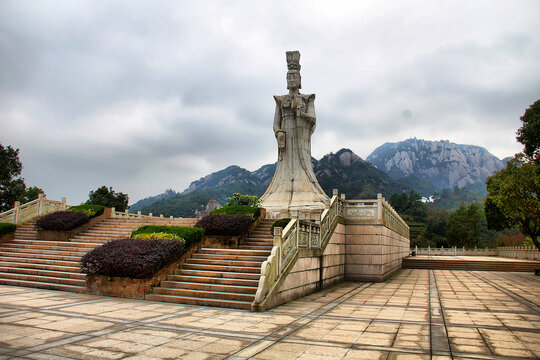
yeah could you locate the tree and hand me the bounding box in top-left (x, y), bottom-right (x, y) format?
top-left (485, 155), bottom-right (540, 250)
top-left (446, 202), bottom-right (485, 248)
top-left (87, 186), bottom-right (129, 212)
top-left (0, 143), bottom-right (26, 212)
top-left (18, 186), bottom-right (45, 204)
top-left (516, 99), bottom-right (540, 164)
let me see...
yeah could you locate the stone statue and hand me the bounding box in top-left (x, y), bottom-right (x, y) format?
top-left (260, 51), bottom-right (330, 218)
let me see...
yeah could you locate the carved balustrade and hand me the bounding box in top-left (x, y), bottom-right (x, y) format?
top-left (0, 195), bottom-right (68, 224)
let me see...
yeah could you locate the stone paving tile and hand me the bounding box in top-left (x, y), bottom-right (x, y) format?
top-left (0, 269), bottom-right (538, 359)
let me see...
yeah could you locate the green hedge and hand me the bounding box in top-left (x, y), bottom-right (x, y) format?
top-left (131, 225), bottom-right (204, 247)
top-left (0, 223), bottom-right (17, 237)
top-left (270, 218), bottom-right (292, 235)
top-left (210, 205), bottom-right (260, 220)
top-left (67, 204), bottom-right (105, 218)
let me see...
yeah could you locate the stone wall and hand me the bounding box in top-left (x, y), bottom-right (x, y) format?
top-left (263, 224), bottom-right (346, 309)
top-left (344, 223), bottom-right (409, 282)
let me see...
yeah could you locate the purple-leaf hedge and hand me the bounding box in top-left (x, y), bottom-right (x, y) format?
top-left (194, 214), bottom-right (253, 236)
top-left (35, 211), bottom-right (89, 231)
top-left (80, 238), bottom-right (185, 279)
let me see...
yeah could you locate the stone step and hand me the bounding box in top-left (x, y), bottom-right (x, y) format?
top-left (191, 253), bottom-right (268, 262)
top-left (0, 252), bottom-right (81, 262)
top-left (198, 248), bottom-right (271, 257)
top-left (177, 269), bottom-right (261, 280)
top-left (145, 294), bottom-right (252, 310)
top-left (5, 241), bottom-right (98, 250)
top-left (182, 263), bottom-right (261, 274)
top-left (0, 256), bottom-right (79, 267)
top-left (0, 272), bottom-right (85, 286)
top-left (166, 275), bottom-right (259, 287)
top-left (159, 281), bottom-right (257, 294)
top-left (238, 245), bottom-right (273, 250)
top-left (0, 248), bottom-right (89, 257)
top-left (0, 278), bottom-right (86, 293)
top-left (0, 266), bottom-right (84, 279)
top-left (186, 258), bottom-right (264, 268)
top-left (242, 241), bottom-right (273, 246)
top-left (0, 260), bottom-right (79, 272)
top-left (402, 258), bottom-right (539, 272)
top-left (151, 287), bottom-right (255, 302)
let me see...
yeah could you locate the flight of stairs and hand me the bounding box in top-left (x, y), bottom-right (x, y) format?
top-left (0, 217), bottom-right (197, 293)
top-left (146, 219), bottom-right (275, 310)
top-left (402, 257), bottom-right (540, 272)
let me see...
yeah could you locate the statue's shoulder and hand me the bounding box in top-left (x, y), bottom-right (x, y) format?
top-left (300, 93), bottom-right (315, 101)
top-left (273, 95), bottom-right (288, 103)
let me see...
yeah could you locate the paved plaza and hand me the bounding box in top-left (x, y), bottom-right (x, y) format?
top-left (0, 269), bottom-right (538, 359)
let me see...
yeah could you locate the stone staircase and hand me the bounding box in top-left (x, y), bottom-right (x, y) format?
top-left (0, 217), bottom-right (197, 293)
top-left (402, 257), bottom-right (540, 272)
top-left (146, 219), bottom-right (275, 309)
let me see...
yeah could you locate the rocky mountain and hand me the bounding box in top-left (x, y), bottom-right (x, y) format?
top-left (181, 165), bottom-right (263, 195)
top-left (131, 148), bottom-right (411, 217)
top-left (314, 149), bottom-right (409, 199)
top-left (366, 138), bottom-right (506, 190)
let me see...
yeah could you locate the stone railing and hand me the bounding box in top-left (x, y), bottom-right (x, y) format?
top-left (343, 193), bottom-right (409, 238)
top-left (111, 209), bottom-right (175, 219)
top-left (497, 246), bottom-right (539, 260)
top-left (253, 192), bottom-right (343, 307)
top-left (0, 194), bottom-right (68, 224)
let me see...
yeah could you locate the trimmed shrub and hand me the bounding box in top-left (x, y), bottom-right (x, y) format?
top-left (0, 223), bottom-right (17, 236)
top-left (131, 225), bottom-right (204, 247)
top-left (226, 192), bottom-right (260, 207)
top-left (195, 214), bottom-right (253, 236)
top-left (80, 238), bottom-right (185, 278)
top-left (132, 232), bottom-right (183, 241)
top-left (210, 205), bottom-right (260, 220)
top-left (270, 218), bottom-right (292, 235)
top-left (35, 211), bottom-right (89, 231)
top-left (67, 204), bottom-right (105, 218)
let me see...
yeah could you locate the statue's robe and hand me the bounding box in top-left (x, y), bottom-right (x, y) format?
top-left (260, 93), bottom-right (330, 218)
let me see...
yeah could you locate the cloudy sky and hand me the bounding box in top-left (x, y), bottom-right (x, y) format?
top-left (1, 1), bottom-right (539, 205)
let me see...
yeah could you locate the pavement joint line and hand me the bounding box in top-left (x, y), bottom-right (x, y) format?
top-left (39, 297), bottom-right (111, 310)
top-left (433, 270), bottom-right (454, 359)
top-left (466, 270), bottom-right (539, 358)
top-left (470, 271), bottom-right (540, 314)
top-left (223, 282), bottom-right (373, 360)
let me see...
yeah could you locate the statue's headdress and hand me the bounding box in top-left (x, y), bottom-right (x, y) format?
top-left (286, 51), bottom-right (301, 71)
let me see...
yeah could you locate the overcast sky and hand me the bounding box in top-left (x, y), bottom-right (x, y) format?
top-left (1, 1), bottom-right (539, 205)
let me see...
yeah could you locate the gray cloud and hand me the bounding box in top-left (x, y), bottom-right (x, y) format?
top-left (1, 0), bottom-right (539, 204)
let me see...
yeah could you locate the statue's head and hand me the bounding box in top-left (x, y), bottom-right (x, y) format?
top-left (286, 51), bottom-right (301, 91)
top-left (287, 70), bottom-right (301, 90)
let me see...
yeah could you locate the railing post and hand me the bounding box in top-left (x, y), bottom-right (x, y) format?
top-left (333, 189), bottom-right (338, 197)
top-left (274, 227), bottom-right (283, 274)
top-left (61, 197), bottom-right (67, 210)
top-left (137, 211), bottom-right (142, 218)
top-left (111, 207), bottom-right (116, 217)
top-left (377, 193), bottom-right (383, 225)
top-left (37, 194), bottom-right (44, 215)
top-left (13, 201), bottom-right (20, 224)
top-left (149, 213), bottom-right (153, 218)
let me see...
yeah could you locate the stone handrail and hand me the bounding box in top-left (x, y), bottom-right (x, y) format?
top-left (253, 193), bottom-right (343, 307)
top-left (0, 195), bottom-right (68, 224)
top-left (414, 245), bottom-right (540, 260)
top-left (379, 194), bottom-right (409, 238)
top-left (343, 194), bottom-right (409, 238)
top-left (111, 209), bottom-right (175, 219)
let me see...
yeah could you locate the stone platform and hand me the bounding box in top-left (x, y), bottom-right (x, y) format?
top-left (0, 269), bottom-right (538, 359)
